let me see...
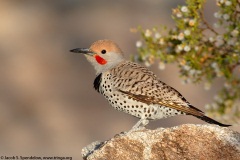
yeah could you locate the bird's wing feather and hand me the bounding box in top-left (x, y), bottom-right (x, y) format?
top-left (118, 90), bottom-right (203, 117)
top-left (111, 61), bottom-right (204, 116)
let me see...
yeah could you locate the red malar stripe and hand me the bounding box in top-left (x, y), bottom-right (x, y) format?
top-left (95, 55), bottom-right (107, 65)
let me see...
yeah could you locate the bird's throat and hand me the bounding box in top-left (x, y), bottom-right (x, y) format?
top-left (94, 55), bottom-right (107, 65)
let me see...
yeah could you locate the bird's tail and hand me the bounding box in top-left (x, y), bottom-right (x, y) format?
top-left (196, 115), bottom-right (231, 127)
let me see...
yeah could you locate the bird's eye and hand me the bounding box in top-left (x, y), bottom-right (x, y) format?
top-left (101, 49), bottom-right (106, 54)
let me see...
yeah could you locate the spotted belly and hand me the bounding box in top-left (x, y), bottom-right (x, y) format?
top-left (102, 89), bottom-right (184, 120)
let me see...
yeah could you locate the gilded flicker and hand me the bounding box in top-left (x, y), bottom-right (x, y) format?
top-left (70, 39), bottom-right (230, 130)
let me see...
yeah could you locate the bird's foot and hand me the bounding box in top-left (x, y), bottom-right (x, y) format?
top-left (127, 119), bottom-right (149, 134)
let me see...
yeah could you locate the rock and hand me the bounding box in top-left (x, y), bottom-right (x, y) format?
top-left (82, 124), bottom-right (240, 160)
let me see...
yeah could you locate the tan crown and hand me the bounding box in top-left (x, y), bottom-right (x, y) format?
top-left (90, 39), bottom-right (123, 54)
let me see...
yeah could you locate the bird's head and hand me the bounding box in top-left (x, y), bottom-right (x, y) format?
top-left (70, 39), bottom-right (125, 74)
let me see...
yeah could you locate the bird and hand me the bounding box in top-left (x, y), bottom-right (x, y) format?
top-left (70, 39), bottom-right (231, 130)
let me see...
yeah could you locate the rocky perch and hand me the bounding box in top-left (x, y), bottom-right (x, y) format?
top-left (82, 124), bottom-right (240, 160)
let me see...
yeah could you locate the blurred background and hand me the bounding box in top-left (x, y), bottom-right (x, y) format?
top-left (0, 0), bottom-right (239, 159)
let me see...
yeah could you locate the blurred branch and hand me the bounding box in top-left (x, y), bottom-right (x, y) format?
top-left (199, 2), bottom-right (218, 35)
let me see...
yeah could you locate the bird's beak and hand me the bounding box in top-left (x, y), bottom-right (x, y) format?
top-left (70, 48), bottom-right (95, 56)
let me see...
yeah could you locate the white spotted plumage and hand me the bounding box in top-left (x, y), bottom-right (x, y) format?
top-left (99, 61), bottom-right (185, 121)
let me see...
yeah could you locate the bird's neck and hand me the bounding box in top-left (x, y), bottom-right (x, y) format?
top-left (95, 59), bottom-right (126, 75)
